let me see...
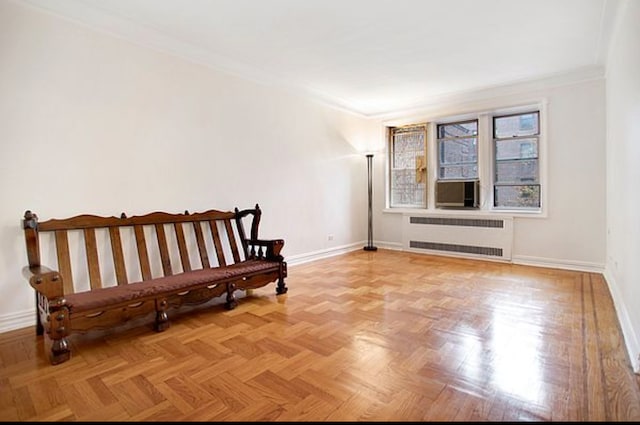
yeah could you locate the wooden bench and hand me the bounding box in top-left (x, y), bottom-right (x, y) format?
top-left (22, 204), bottom-right (287, 365)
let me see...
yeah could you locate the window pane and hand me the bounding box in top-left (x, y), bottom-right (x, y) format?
top-left (494, 112), bottom-right (539, 138)
top-left (495, 185), bottom-right (540, 208)
top-left (390, 126), bottom-right (426, 207)
top-left (438, 121), bottom-right (478, 139)
top-left (439, 138), bottom-right (477, 165)
top-left (439, 164), bottom-right (478, 179)
top-left (495, 159), bottom-right (538, 184)
top-left (391, 169), bottom-right (425, 207)
top-left (437, 119), bottom-right (479, 183)
top-left (495, 138), bottom-right (538, 160)
top-left (393, 131), bottom-right (424, 168)
top-left (493, 111), bottom-right (541, 210)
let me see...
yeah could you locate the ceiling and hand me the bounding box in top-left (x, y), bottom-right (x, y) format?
top-left (21, 0), bottom-right (620, 117)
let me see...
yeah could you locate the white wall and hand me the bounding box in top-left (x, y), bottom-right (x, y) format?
top-left (371, 77), bottom-right (607, 271)
top-left (0, 1), bottom-right (374, 331)
top-left (604, 0), bottom-right (640, 372)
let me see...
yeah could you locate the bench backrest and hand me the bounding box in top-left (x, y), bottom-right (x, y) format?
top-left (23, 207), bottom-right (259, 294)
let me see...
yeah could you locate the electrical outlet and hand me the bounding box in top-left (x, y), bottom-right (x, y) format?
top-left (327, 234), bottom-right (334, 241)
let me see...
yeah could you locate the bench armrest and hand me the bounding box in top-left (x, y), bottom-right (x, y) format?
top-left (246, 239), bottom-right (285, 261)
top-left (22, 266), bottom-right (65, 300)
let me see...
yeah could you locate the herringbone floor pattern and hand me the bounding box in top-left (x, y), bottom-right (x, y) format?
top-left (1, 249), bottom-right (639, 421)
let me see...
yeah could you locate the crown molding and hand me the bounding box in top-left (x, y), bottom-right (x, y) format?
top-left (370, 65), bottom-right (605, 121)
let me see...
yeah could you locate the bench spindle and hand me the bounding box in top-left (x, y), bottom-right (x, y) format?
top-left (109, 226), bottom-right (128, 285)
top-left (224, 219), bottom-right (241, 263)
top-left (208, 220), bottom-right (226, 267)
top-left (134, 224), bottom-right (152, 281)
top-left (174, 222), bottom-right (192, 272)
top-left (192, 220), bottom-right (210, 269)
top-left (54, 230), bottom-right (74, 294)
top-left (83, 228), bottom-right (102, 290)
top-left (155, 223), bottom-right (173, 276)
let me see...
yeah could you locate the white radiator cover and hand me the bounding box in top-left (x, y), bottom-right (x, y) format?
top-left (402, 213), bottom-right (514, 261)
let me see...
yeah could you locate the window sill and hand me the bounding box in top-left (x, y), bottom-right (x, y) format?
top-left (382, 207), bottom-right (546, 219)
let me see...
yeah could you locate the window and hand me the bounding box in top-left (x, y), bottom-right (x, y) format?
top-left (385, 104), bottom-right (543, 213)
top-left (493, 111), bottom-right (540, 209)
top-left (389, 124), bottom-right (427, 208)
top-left (437, 120), bottom-right (478, 180)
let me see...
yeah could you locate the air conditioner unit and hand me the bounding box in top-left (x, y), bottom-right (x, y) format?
top-left (435, 180), bottom-right (479, 208)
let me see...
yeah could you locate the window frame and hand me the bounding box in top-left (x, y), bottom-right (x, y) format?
top-left (383, 101), bottom-right (546, 217)
top-left (492, 110), bottom-right (541, 211)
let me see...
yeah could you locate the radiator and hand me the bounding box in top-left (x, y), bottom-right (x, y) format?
top-left (402, 213), bottom-right (513, 261)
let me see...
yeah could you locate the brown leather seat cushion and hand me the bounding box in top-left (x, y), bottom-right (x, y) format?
top-left (65, 260), bottom-right (279, 314)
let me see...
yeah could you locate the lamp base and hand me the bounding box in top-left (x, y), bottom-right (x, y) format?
top-left (363, 246), bottom-right (378, 251)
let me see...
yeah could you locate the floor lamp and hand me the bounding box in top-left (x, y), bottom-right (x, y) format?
top-left (364, 153), bottom-right (377, 251)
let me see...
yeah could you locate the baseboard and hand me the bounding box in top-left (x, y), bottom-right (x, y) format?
top-left (287, 241), bottom-right (365, 267)
top-left (603, 267), bottom-right (640, 373)
top-left (374, 241), bottom-right (403, 251)
top-left (286, 240), bottom-right (404, 267)
top-left (0, 309), bottom-right (34, 334)
top-left (512, 255), bottom-right (605, 273)
top-left (389, 248), bottom-right (603, 272)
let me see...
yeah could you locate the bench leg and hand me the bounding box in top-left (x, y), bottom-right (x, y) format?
top-left (47, 307), bottom-right (71, 365)
top-left (276, 277), bottom-right (288, 295)
top-left (154, 299), bottom-right (170, 332)
top-left (35, 293), bottom-right (44, 336)
top-left (48, 335), bottom-right (71, 365)
top-left (225, 282), bottom-right (238, 310)
top-left (276, 263), bottom-right (288, 295)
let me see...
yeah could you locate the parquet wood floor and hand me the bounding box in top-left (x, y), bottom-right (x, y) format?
top-left (1, 249), bottom-right (639, 421)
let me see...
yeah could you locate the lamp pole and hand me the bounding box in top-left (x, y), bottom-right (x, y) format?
top-left (364, 153), bottom-right (377, 251)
